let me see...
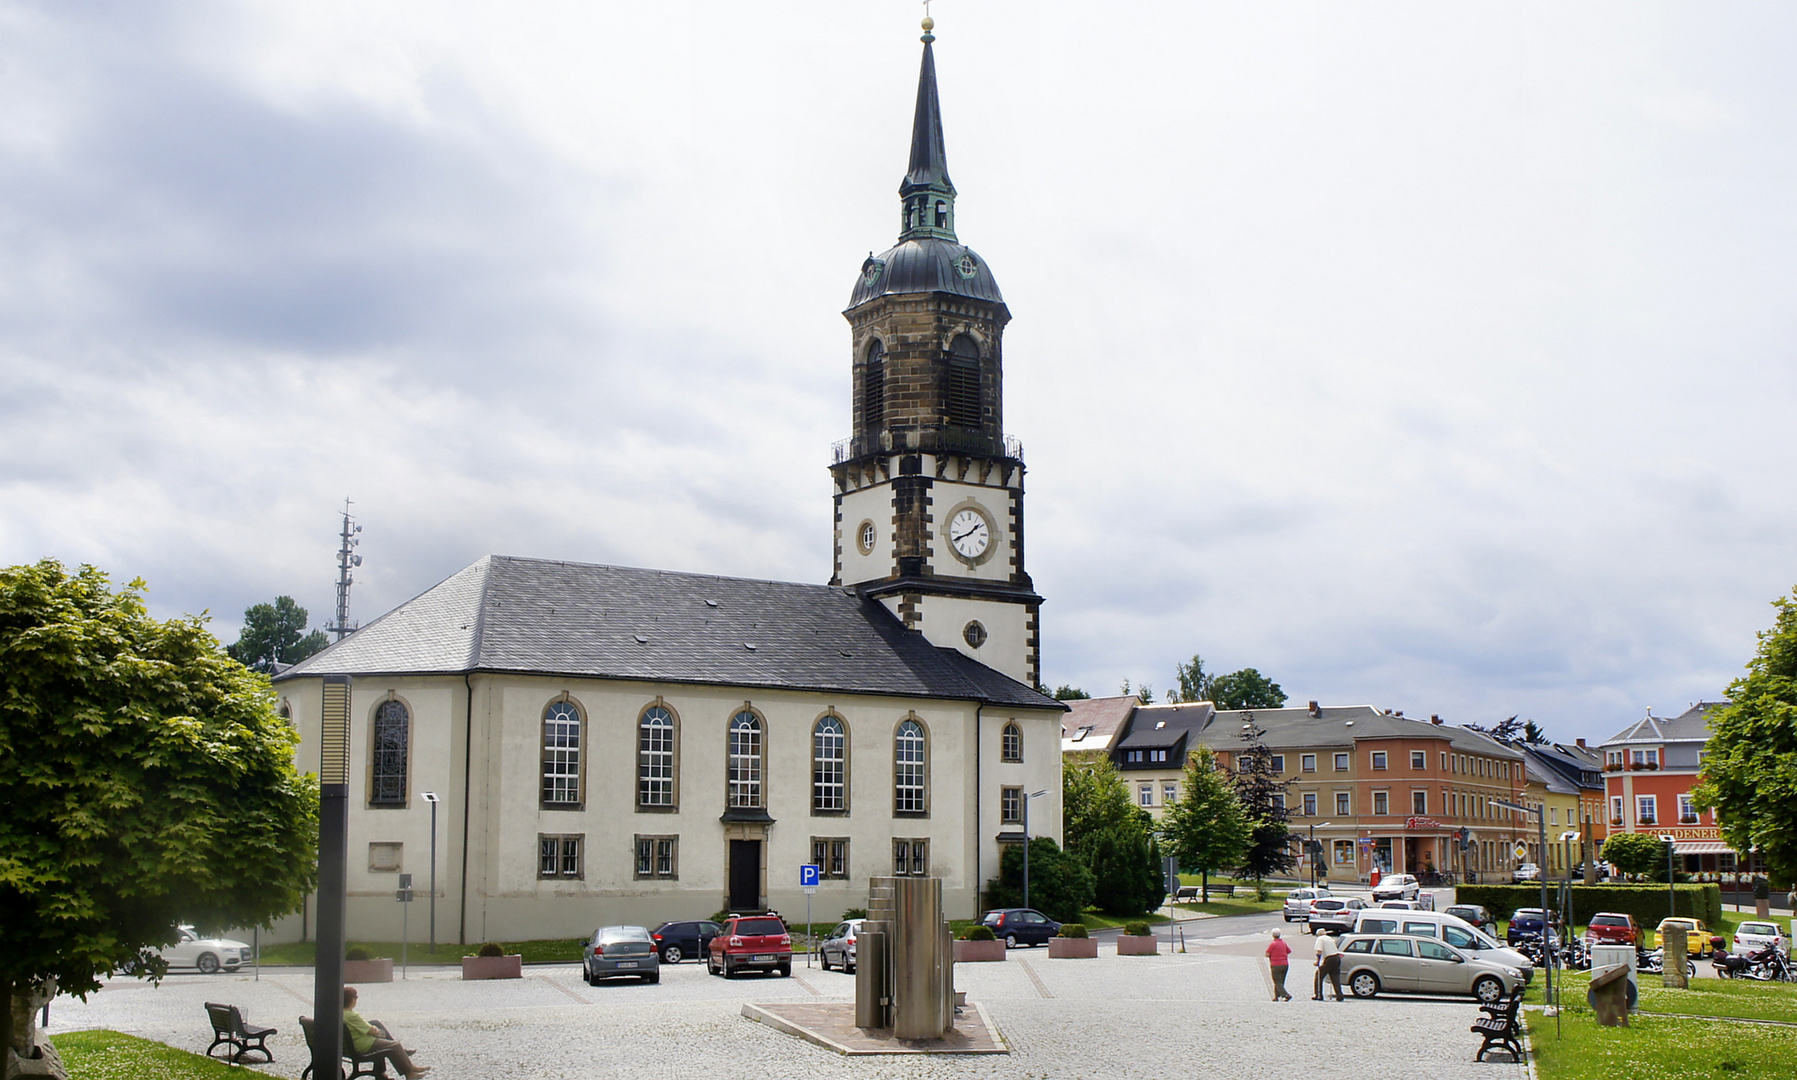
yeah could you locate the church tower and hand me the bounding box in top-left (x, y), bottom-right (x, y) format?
top-left (831, 19), bottom-right (1041, 688)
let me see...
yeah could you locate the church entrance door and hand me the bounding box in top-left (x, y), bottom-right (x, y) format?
top-left (728, 840), bottom-right (761, 911)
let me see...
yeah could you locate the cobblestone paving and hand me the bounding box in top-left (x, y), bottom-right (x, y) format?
top-left (47, 935), bottom-right (1530, 1079)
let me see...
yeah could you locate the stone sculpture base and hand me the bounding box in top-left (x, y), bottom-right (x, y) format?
top-left (743, 1002), bottom-right (1006, 1055)
top-left (1589, 963), bottom-right (1631, 1027)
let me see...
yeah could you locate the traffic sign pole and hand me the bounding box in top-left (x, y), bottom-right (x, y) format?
top-left (800, 865), bottom-right (821, 967)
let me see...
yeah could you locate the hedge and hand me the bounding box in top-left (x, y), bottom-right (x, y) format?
top-left (1455, 883), bottom-right (1722, 929)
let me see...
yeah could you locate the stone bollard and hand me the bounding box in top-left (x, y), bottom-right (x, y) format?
top-left (1589, 963), bottom-right (1631, 1027)
top-left (1662, 925), bottom-right (1688, 989)
top-left (5, 980), bottom-right (68, 1080)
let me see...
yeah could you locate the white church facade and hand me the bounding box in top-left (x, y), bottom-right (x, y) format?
top-left (273, 26), bottom-right (1065, 945)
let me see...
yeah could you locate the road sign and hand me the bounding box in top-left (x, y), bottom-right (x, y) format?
top-left (799, 864), bottom-right (821, 888)
top-left (1514, 841), bottom-right (1528, 861)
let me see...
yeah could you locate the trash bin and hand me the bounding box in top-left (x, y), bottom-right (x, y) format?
top-left (1370, 868), bottom-right (1382, 888)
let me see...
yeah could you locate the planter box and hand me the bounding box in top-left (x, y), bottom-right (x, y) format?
top-left (1048, 937), bottom-right (1098, 959)
top-left (953, 939), bottom-right (1007, 963)
top-left (1116, 935), bottom-right (1158, 956)
top-left (461, 955), bottom-right (523, 980)
top-left (342, 958), bottom-right (393, 984)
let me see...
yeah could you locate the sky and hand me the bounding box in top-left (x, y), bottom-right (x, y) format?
top-left (3, 1), bottom-right (1794, 745)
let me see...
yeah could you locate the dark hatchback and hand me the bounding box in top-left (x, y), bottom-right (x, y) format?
top-left (980, 909), bottom-right (1062, 947)
top-left (1506, 908), bottom-right (1558, 945)
top-left (651, 920), bottom-right (721, 964)
top-left (1445, 904), bottom-right (1496, 935)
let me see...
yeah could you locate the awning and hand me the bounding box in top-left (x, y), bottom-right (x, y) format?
top-left (1672, 841), bottom-right (1735, 856)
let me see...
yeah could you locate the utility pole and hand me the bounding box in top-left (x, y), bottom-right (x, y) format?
top-left (327, 500), bottom-right (363, 641)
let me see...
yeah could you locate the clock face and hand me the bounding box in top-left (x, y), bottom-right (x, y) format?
top-left (947, 508), bottom-right (991, 561)
top-left (857, 520), bottom-right (877, 555)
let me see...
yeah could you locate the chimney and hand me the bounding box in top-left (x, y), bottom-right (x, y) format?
top-left (1431, 715), bottom-right (1442, 725)
top-left (1307, 700), bottom-right (1321, 718)
top-left (1576, 738), bottom-right (1586, 748)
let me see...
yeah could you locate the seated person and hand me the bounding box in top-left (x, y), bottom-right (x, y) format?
top-left (342, 986), bottom-right (430, 1079)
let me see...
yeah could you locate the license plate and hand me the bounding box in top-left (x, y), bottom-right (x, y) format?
top-left (617, 961), bottom-right (638, 968)
top-left (752, 954), bottom-right (776, 962)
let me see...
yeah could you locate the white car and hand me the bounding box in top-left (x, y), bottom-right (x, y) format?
top-left (142, 926), bottom-right (253, 974)
top-left (1283, 887), bottom-right (1333, 923)
top-left (1734, 921), bottom-right (1791, 958)
top-left (1371, 874), bottom-right (1420, 902)
top-left (1512, 863), bottom-right (1541, 884)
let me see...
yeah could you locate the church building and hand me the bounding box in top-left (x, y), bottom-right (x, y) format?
top-left (273, 23), bottom-right (1065, 945)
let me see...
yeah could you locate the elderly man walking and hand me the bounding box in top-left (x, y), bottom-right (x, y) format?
top-left (1266, 930), bottom-right (1293, 1001)
top-left (1314, 930), bottom-right (1344, 1000)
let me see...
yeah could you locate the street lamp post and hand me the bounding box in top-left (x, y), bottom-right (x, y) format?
top-left (421, 792), bottom-right (440, 953)
top-left (1496, 798), bottom-right (1551, 1008)
top-left (1308, 822), bottom-right (1333, 890)
top-left (1021, 789), bottom-right (1049, 911)
top-left (1659, 834), bottom-right (1677, 920)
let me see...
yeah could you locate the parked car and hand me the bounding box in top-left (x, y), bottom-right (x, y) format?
top-left (818, 919), bottom-right (864, 972)
top-left (1653, 917), bottom-right (1712, 956)
top-left (650, 920), bottom-right (721, 964)
top-left (1582, 912), bottom-right (1640, 947)
top-left (1511, 863), bottom-right (1541, 884)
top-left (1283, 887), bottom-right (1332, 923)
top-left (980, 909), bottom-right (1062, 947)
top-left (1444, 905), bottom-right (1497, 936)
top-left (1370, 874), bottom-right (1420, 902)
top-left (583, 925), bottom-right (661, 984)
top-left (1353, 909), bottom-right (1535, 979)
top-left (1305, 897), bottom-right (1368, 935)
top-left (708, 914), bottom-right (792, 977)
top-left (1571, 862), bottom-right (1612, 882)
top-left (1378, 900), bottom-right (1422, 910)
top-left (138, 926), bottom-right (252, 975)
top-left (1338, 934), bottom-right (1525, 1002)
top-left (1506, 908), bottom-right (1558, 945)
top-left (1733, 920), bottom-right (1791, 958)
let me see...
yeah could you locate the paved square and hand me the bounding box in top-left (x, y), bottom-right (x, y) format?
top-left (47, 934), bottom-right (1530, 1079)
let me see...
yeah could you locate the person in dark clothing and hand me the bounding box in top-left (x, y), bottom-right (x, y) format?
top-left (1313, 930), bottom-right (1345, 1000)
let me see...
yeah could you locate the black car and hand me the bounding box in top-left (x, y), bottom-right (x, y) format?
top-left (980, 909), bottom-right (1061, 947)
top-left (1445, 904), bottom-right (1496, 935)
top-left (651, 920), bottom-right (721, 964)
top-left (1506, 908), bottom-right (1557, 945)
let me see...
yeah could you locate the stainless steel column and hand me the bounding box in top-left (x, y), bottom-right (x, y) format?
top-left (893, 876), bottom-right (946, 1040)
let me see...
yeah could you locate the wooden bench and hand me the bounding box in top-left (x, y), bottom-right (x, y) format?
top-left (1470, 990), bottom-right (1525, 1062)
top-left (299, 1016), bottom-right (396, 1079)
top-left (204, 1002), bottom-right (276, 1064)
top-left (1174, 884), bottom-right (1237, 900)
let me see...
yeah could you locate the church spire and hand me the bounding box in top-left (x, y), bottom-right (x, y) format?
top-left (899, 17), bottom-right (957, 242)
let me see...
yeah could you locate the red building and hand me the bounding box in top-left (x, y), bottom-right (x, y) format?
top-left (1598, 702), bottom-right (1759, 874)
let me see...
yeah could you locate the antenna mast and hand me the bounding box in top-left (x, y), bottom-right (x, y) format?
top-left (328, 499), bottom-right (363, 640)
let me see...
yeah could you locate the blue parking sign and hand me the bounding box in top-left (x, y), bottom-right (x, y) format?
top-left (799, 864), bottom-right (821, 888)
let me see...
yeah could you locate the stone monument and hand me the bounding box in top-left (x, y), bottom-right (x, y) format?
top-left (4, 980), bottom-right (68, 1080)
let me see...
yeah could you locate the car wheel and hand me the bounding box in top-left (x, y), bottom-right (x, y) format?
top-left (196, 953), bottom-right (219, 975)
top-left (845, 962), bottom-right (856, 975)
top-left (723, 960), bottom-right (736, 979)
top-left (819, 951), bottom-right (833, 971)
top-left (1350, 972), bottom-right (1380, 998)
top-left (662, 946), bottom-right (683, 964)
top-left (1004, 934), bottom-right (1019, 949)
top-left (644, 973), bottom-right (659, 985)
top-left (779, 963), bottom-right (791, 977)
top-left (708, 954), bottom-right (721, 976)
top-left (1472, 976), bottom-right (1504, 1004)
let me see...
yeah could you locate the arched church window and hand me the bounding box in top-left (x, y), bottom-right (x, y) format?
top-left (370, 699), bottom-right (409, 806)
top-left (894, 718), bottom-right (927, 815)
top-left (1002, 722), bottom-right (1023, 763)
top-left (945, 334), bottom-right (982, 428)
top-left (729, 710), bottom-right (764, 809)
top-left (814, 715), bottom-right (846, 812)
top-left (638, 704), bottom-right (676, 808)
top-left (863, 340), bottom-right (885, 427)
top-left (541, 700), bottom-right (582, 807)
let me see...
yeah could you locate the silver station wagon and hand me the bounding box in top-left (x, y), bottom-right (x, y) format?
top-left (1338, 934), bottom-right (1524, 1002)
top-left (584, 925), bottom-right (661, 985)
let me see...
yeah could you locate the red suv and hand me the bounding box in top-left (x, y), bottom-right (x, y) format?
top-left (1584, 912), bottom-right (1640, 947)
top-left (707, 915), bottom-right (792, 977)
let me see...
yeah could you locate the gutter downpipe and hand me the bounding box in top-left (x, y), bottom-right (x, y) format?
top-left (459, 671), bottom-right (475, 946)
top-left (974, 703), bottom-right (983, 920)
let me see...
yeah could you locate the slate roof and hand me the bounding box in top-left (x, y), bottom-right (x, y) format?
top-left (1600, 702), bottom-right (1725, 747)
top-left (1105, 703), bottom-right (1529, 760)
top-left (276, 555), bottom-right (1061, 711)
top-left (1059, 695), bottom-right (1141, 753)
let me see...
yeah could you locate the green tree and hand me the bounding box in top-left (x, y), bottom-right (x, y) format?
top-left (1052, 685), bottom-right (1090, 701)
top-left (1062, 759), bottom-right (1137, 854)
top-left (1170, 655), bottom-right (1213, 704)
top-left (984, 838), bottom-right (1095, 923)
top-left (1694, 588), bottom-right (1797, 886)
top-left (0, 561), bottom-right (319, 1057)
top-left (1117, 679), bottom-right (1154, 704)
top-left (1159, 748), bottom-right (1250, 901)
top-left (1208, 668), bottom-right (1287, 710)
top-left (226, 595), bottom-right (328, 670)
top-left (1085, 813), bottom-right (1166, 917)
top-left (1522, 719), bottom-right (1547, 743)
top-left (1230, 716), bottom-right (1296, 894)
top-left (1600, 832), bottom-right (1667, 881)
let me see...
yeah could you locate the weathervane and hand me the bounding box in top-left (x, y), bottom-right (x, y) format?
top-left (921, 0), bottom-right (934, 41)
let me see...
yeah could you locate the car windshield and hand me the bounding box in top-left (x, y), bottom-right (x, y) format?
top-left (1591, 916), bottom-right (1627, 926)
top-left (737, 918), bottom-right (785, 936)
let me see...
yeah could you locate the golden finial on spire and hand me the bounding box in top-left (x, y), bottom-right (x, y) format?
top-left (921, 0), bottom-right (935, 41)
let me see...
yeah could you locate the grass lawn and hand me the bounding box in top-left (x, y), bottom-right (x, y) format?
top-left (52, 1029), bottom-right (252, 1080)
top-left (256, 937), bottom-right (584, 966)
top-left (1527, 969), bottom-right (1797, 1024)
top-left (1526, 1007), bottom-right (1797, 1080)
top-left (1172, 897), bottom-right (1286, 917)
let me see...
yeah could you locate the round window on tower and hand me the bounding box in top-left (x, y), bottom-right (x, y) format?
top-left (963, 621), bottom-right (988, 649)
top-left (955, 253), bottom-right (978, 279)
top-left (856, 519), bottom-right (878, 556)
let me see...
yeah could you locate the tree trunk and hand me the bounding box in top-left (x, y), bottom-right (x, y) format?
top-left (1, 977), bottom-right (14, 1065)
top-left (1200, 870), bottom-right (1209, 904)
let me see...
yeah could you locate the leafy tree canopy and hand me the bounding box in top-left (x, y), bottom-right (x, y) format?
top-left (1159, 748), bottom-right (1250, 896)
top-left (985, 838), bottom-right (1094, 923)
top-left (1522, 720), bottom-right (1547, 743)
top-left (1085, 819), bottom-right (1166, 917)
top-left (1062, 759), bottom-right (1138, 854)
top-left (1052, 685), bottom-right (1090, 701)
top-left (226, 595), bottom-right (327, 671)
top-left (0, 561), bottom-right (318, 1053)
top-left (1117, 679), bottom-right (1154, 704)
top-left (1694, 588), bottom-right (1797, 885)
top-left (1209, 668), bottom-right (1287, 710)
top-left (1600, 831), bottom-right (1668, 880)
top-left (1171, 655), bottom-right (1212, 704)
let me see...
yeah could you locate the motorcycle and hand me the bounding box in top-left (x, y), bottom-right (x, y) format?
top-left (1558, 937), bottom-right (1590, 971)
top-left (1640, 946), bottom-right (1697, 978)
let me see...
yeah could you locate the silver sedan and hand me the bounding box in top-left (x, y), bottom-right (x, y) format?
top-left (583, 926), bottom-right (661, 985)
